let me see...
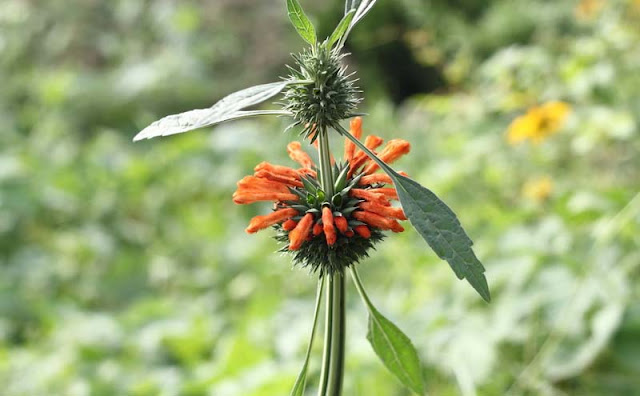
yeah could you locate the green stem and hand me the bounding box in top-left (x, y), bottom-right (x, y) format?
top-left (316, 127), bottom-right (345, 396)
top-left (326, 271), bottom-right (345, 395)
top-left (349, 266), bottom-right (374, 312)
top-left (317, 274), bottom-right (334, 396)
top-left (318, 127), bottom-right (334, 197)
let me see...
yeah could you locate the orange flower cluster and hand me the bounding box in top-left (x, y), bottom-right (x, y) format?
top-left (233, 117), bottom-right (411, 252)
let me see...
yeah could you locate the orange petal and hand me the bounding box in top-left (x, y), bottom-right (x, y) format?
top-left (246, 208), bottom-right (299, 234)
top-left (359, 201), bottom-right (407, 220)
top-left (362, 139), bottom-right (411, 175)
top-left (344, 117), bottom-right (363, 161)
top-left (313, 222), bottom-right (324, 236)
top-left (289, 213), bottom-right (315, 250)
top-left (322, 207), bottom-right (337, 246)
top-left (353, 211), bottom-right (404, 233)
top-left (287, 142), bottom-right (315, 169)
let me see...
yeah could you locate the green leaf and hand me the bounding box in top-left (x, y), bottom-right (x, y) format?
top-left (328, 10), bottom-right (356, 49)
top-left (133, 81), bottom-right (295, 141)
top-left (336, 123), bottom-right (491, 302)
top-left (286, 0), bottom-right (317, 45)
top-left (391, 173), bottom-right (491, 302)
top-left (350, 267), bottom-right (425, 395)
top-left (367, 308), bottom-right (425, 395)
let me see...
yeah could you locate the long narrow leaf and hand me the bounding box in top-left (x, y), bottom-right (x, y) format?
top-left (286, 0), bottom-right (317, 45)
top-left (133, 81), bottom-right (294, 141)
top-left (342, 0), bottom-right (378, 43)
top-left (337, 123), bottom-right (491, 302)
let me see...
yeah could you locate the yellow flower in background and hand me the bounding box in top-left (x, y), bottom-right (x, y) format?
top-left (575, 0), bottom-right (604, 20)
top-left (507, 101), bottom-right (571, 145)
top-left (523, 176), bottom-right (554, 203)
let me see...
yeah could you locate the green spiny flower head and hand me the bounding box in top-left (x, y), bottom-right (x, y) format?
top-left (283, 44), bottom-right (361, 142)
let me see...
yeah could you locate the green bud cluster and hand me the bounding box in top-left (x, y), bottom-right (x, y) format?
top-left (282, 44), bottom-right (361, 141)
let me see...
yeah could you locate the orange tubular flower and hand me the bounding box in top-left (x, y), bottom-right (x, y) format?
top-left (362, 139), bottom-right (411, 175)
top-left (359, 173), bottom-right (393, 186)
top-left (287, 142), bottom-right (314, 168)
top-left (322, 207), bottom-right (337, 245)
top-left (232, 117), bottom-right (410, 271)
top-left (353, 211), bottom-right (404, 233)
top-left (359, 201), bottom-right (407, 221)
top-left (344, 117), bottom-right (362, 161)
top-left (246, 208), bottom-right (299, 234)
top-left (289, 213), bottom-right (315, 250)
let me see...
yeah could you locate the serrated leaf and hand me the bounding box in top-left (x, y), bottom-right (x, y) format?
top-left (286, 0), bottom-right (317, 45)
top-left (133, 81), bottom-right (293, 141)
top-left (337, 123), bottom-right (491, 302)
top-left (367, 307), bottom-right (425, 395)
top-left (328, 10), bottom-right (356, 49)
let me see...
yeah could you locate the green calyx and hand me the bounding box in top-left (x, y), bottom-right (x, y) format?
top-left (282, 45), bottom-right (360, 142)
top-left (276, 162), bottom-right (384, 275)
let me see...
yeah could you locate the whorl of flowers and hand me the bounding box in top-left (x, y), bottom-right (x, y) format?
top-left (233, 117), bottom-right (410, 274)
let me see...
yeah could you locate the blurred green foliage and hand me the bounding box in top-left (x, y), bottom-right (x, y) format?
top-left (1, 0), bottom-right (639, 395)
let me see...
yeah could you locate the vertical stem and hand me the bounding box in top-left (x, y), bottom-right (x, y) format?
top-left (318, 127), bottom-right (334, 197)
top-left (316, 127), bottom-right (345, 396)
top-left (317, 274), bottom-right (334, 396)
top-left (326, 271), bottom-right (345, 395)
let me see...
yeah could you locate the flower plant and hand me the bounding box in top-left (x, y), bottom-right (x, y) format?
top-left (134, 1), bottom-right (490, 394)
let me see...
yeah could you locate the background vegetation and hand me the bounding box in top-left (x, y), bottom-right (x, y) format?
top-left (1, 0), bottom-right (639, 395)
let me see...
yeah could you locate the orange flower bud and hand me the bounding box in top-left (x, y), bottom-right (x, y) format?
top-left (334, 216), bottom-right (349, 233)
top-left (282, 219), bottom-right (298, 231)
top-left (344, 117), bottom-right (363, 161)
top-left (289, 213), bottom-right (315, 250)
top-left (362, 139), bottom-right (411, 175)
top-left (354, 225), bottom-right (371, 239)
top-left (313, 222), bottom-right (323, 236)
top-left (345, 230), bottom-right (355, 237)
top-left (359, 174), bottom-right (393, 186)
top-left (246, 208), bottom-right (299, 234)
top-left (359, 201), bottom-right (407, 220)
top-left (322, 207), bottom-right (337, 246)
top-left (353, 211), bottom-right (404, 233)
top-left (287, 142), bottom-right (314, 169)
